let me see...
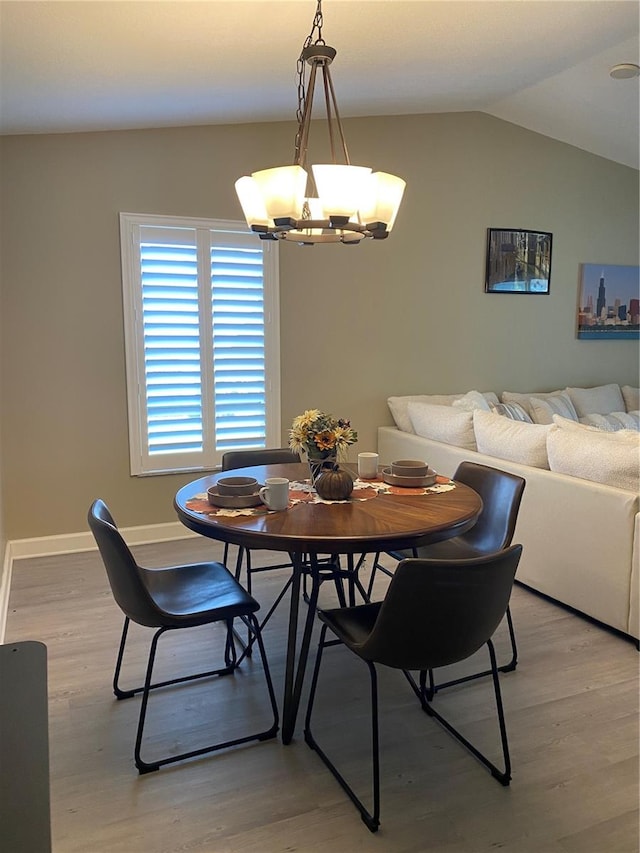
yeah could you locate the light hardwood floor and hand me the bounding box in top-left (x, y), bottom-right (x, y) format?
top-left (5, 537), bottom-right (639, 853)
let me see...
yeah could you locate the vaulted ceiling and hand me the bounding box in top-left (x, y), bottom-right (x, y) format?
top-left (1, 0), bottom-right (638, 169)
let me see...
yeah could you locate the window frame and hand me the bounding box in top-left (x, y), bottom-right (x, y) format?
top-left (120, 212), bottom-right (281, 476)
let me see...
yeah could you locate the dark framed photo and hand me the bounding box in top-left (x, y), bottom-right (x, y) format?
top-left (485, 228), bottom-right (552, 294)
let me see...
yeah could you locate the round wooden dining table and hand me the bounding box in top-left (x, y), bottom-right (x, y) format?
top-left (174, 462), bottom-right (482, 743)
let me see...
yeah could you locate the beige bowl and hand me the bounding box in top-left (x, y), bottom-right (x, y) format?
top-left (216, 476), bottom-right (258, 495)
top-left (391, 459), bottom-right (429, 478)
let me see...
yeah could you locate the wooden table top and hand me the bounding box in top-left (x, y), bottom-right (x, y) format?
top-left (174, 462), bottom-right (482, 555)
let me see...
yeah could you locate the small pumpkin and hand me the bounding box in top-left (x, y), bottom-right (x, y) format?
top-left (315, 464), bottom-right (354, 500)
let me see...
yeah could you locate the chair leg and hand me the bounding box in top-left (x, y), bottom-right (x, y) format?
top-left (407, 638), bottom-right (511, 786)
top-left (113, 616), bottom-right (135, 699)
top-left (134, 616), bottom-right (279, 774)
top-left (304, 624), bottom-right (381, 832)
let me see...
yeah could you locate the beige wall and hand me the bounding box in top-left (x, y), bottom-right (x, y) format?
top-left (1, 112), bottom-right (638, 540)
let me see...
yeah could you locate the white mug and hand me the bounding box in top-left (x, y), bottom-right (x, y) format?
top-left (259, 477), bottom-right (290, 511)
top-left (358, 452), bottom-right (379, 479)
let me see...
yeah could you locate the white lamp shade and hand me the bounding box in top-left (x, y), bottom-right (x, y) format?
top-left (312, 164), bottom-right (372, 218)
top-left (359, 172), bottom-right (406, 231)
top-left (235, 176), bottom-right (271, 228)
top-left (251, 165), bottom-right (308, 220)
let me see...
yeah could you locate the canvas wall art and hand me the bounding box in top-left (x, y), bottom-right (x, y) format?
top-left (576, 264), bottom-right (640, 340)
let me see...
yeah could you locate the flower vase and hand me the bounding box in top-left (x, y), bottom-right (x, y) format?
top-left (308, 455), bottom-right (337, 486)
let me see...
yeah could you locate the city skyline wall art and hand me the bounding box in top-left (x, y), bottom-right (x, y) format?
top-left (577, 264), bottom-right (640, 340)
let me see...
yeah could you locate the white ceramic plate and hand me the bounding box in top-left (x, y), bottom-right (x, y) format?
top-left (381, 468), bottom-right (437, 488)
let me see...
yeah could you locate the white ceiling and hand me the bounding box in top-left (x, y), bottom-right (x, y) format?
top-left (1, 0), bottom-right (638, 169)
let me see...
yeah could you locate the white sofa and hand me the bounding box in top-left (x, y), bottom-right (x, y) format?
top-left (377, 384), bottom-right (640, 641)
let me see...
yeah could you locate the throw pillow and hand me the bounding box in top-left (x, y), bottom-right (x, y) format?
top-left (473, 409), bottom-right (551, 468)
top-left (501, 389), bottom-right (565, 419)
top-left (622, 385), bottom-right (640, 413)
top-left (452, 390), bottom-right (491, 412)
top-left (489, 401), bottom-right (533, 423)
top-left (529, 393), bottom-right (578, 425)
top-left (388, 395), bottom-right (441, 433)
top-left (547, 419), bottom-right (640, 492)
top-left (388, 391), bottom-right (498, 433)
top-left (407, 402), bottom-right (477, 450)
top-left (579, 411), bottom-right (640, 431)
top-left (565, 383), bottom-right (625, 417)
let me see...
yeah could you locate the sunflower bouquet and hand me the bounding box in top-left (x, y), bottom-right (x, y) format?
top-left (289, 409), bottom-right (358, 461)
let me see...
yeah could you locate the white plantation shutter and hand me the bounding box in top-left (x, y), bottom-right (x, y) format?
top-left (120, 214), bottom-right (280, 475)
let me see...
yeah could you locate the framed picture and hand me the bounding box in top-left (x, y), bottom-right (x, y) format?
top-left (485, 228), bottom-right (552, 294)
top-left (576, 264), bottom-right (640, 340)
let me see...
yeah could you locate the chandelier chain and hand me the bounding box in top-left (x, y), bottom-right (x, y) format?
top-left (295, 1), bottom-right (324, 147)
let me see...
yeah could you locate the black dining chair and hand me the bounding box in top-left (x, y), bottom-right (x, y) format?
top-left (88, 499), bottom-right (279, 774)
top-left (304, 544), bottom-right (523, 832)
top-left (220, 448), bottom-right (302, 645)
top-left (221, 447), bottom-right (300, 587)
top-left (367, 461), bottom-right (525, 693)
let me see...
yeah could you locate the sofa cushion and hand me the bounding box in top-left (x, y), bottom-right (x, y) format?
top-left (501, 389), bottom-right (565, 418)
top-left (407, 402), bottom-right (477, 450)
top-left (622, 385), bottom-right (640, 413)
top-left (489, 401), bottom-right (533, 422)
top-left (529, 392), bottom-right (578, 425)
top-left (579, 411), bottom-right (640, 431)
top-left (473, 409), bottom-right (551, 468)
top-left (548, 416), bottom-right (640, 492)
top-left (565, 383), bottom-right (625, 417)
top-left (451, 390), bottom-right (492, 412)
top-left (388, 391), bottom-right (498, 433)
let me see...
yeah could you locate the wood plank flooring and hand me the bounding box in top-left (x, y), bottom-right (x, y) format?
top-left (4, 538), bottom-right (639, 853)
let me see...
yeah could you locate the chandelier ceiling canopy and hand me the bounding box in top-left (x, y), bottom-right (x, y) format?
top-left (235, 0), bottom-right (406, 246)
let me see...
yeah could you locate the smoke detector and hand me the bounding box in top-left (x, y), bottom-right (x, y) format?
top-left (609, 63), bottom-right (640, 79)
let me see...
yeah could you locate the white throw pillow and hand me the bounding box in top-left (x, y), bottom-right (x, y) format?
top-left (473, 409), bottom-right (551, 468)
top-left (579, 411), bottom-right (640, 431)
top-left (565, 383), bottom-right (625, 417)
top-left (547, 418), bottom-right (640, 492)
top-left (407, 402), bottom-right (477, 450)
top-left (388, 392), bottom-right (498, 433)
top-left (622, 385), bottom-right (640, 413)
top-left (452, 390), bottom-right (492, 412)
top-left (501, 389), bottom-right (565, 419)
top-left (529, 393), bottom-right (578, 425)
top-left (387, 395), bottom-right (443, 433)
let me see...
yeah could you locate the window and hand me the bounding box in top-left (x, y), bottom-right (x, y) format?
top-left (120, 213), bottom-right (280, 475)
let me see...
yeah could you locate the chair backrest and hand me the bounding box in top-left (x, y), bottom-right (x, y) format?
top-left (222, 448), bottom-right (300, 470)
top-left (357, 545), bottom-right (523, 671)
top-left (453, 462), bottom-right (525, 553)
top-left (88, 500), bottom-right (161, 628)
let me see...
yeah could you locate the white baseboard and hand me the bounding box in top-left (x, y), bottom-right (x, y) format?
top-left (0, 522), bottom-right (198, 642)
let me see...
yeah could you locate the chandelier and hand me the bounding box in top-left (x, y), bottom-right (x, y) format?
top-left (235, 0), bottom-right (406, 245)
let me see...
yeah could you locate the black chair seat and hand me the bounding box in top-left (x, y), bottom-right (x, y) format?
top-left (389, 536), bottom-right (486, 561)
top-left (144, 562), bottom-right (259, 624)
top-left (319, 602), bottom-right (381, 649)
